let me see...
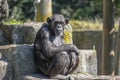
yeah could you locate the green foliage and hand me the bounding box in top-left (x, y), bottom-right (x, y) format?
top-left (4, 19), bottom-right (24, 25)
top-left (114, 0), bottom-right (120, 16)
top-left (7, 0), bottom-right (120, 21)
top-left (8, 0), bottom-right (34, 21)
top-left (53, 0), bottom-right (103, 20)
top-left (72, 7), bottom-right (92, 19)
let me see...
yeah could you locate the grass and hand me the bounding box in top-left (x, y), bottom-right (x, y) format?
top-left (70, 19), bottom-right (119, 31)
top-left (3, 19), bottom-right (24, 25)
top-left (70, 20), bottom-right (102, 30)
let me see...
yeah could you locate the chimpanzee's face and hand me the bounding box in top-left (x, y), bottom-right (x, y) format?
top-left (53, 21), bottom-right (64, 36)
top-left (50, 14), bottom-right (66, 36)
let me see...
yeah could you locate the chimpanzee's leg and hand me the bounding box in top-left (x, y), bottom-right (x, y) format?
top-left (46, 51), bottom-right (70, 76)
top-left (67, 52), bottom-right (79, 74)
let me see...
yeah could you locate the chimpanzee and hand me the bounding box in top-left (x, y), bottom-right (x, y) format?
top-left (34, 14), bottom-right (80, 79)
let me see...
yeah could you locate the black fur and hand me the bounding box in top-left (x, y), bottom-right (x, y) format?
top-left (34, 14), bottom-right (79, 77)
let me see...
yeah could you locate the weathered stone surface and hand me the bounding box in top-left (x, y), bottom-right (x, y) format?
top-left (0, 44), bottom-right (97, 80)
top-left (75, 50), bottom-right (97, 75)
top-left (73, 30), bottom-right (103, 75)
top-left (22, 74), bottom-right (54, 80)
top-left (12, 23), bottom-right (42, 44)
top-left (0, 60), bottom-right (13, 80)
top-left (0, 24), bottom-right (103, 75)
top-left (12, 45), bottom-right (38, 80)
top-left (0, 60), bottom-right (7, 80)
top-left (0, 29), bottom-right (9, 45)
top-left (0, 60), bottom-right (7, 79)
top-left (0, 24), bottom-right (103, 74)
top-left (75, 73), bottom-right (120, 80)
top-left (0, 44), bottom-right (38, 80)
top-left (0, 24), bottom-right (103, 48)
top-left (0, 25), bottom-right (15, 44)
top-left (22, 73), bottom-right (120, 80)
top-left (0, 22), bottom-right (43, 45)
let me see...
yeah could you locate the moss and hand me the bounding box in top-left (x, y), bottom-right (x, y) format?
top-left (3, 19), bottom-right (24, 25)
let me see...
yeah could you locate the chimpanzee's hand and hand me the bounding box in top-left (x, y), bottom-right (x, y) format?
top-left (69, 44), bottom-right (80, 55)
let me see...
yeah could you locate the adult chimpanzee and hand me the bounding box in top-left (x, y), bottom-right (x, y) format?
top-left (34, 14), bottom-right (80, 79)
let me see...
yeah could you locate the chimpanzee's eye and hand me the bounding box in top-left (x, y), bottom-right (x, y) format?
top-left (54, 21), bottom-right (64, 26)
top-left (59, 22), bottom-right (63, 24)
top-left (54, 21), bottom-right (59, 25)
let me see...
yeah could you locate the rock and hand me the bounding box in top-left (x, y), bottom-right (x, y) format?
top-left (75, 73), bottom-right (120, 80)
top-left (22, 74), bottom-right (53, 80)
top-left (0, 44), bottom-right (97, 80)
top-left (0, 44), bottom-right (38, 80)
top-left (0, 60), bottom-right (8, 79)
top-left (75, 50), bottom-right (97, 75)
top-left (12, 23), bottom-right (42, 44)
top-left (0, 24), bottom-right (103, 75)
top-left (0, 60), bottom-right (13, 80)
top-left (0, 25), bottom-right (15, 44)
top-left (0, 29), bottom-right (9, 45)
top-left (22, 73), bottom-right (120, 80)
top-left (0, 22), bottom-right (43, 45)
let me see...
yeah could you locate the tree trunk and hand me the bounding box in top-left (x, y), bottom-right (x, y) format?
top-left (34, 0), bottom-right (52, 22)
top-left (0, 0), bottom-right (9, 24)
top-left (102, 0), bottom-right (115, 75)
top-left (115, 21), bottom-right (120, 75)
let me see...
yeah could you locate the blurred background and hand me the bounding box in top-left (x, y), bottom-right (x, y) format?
top-left (7, 0), bottom-right (120, 21)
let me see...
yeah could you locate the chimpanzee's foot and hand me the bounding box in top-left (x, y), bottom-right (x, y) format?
top-left (50, 74), bottom-right (75, 80)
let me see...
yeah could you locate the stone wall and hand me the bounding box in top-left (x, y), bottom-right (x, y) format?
top-left (73, 30), bottom-right (103, 74)
top-left (0, 23), bottom-right (42, 45)
top-left (0, 23), bottom-right (103, 74)
top-left (0, 44), bottom-right (97, 80)
top-left (0, 23), bottom-right (103, 50)
top-left (0, 23), bottom-right (97, 80)
top-left (0, 45), bottom-right (37, 80)
top-left (0, 24), bottom-right (103, 52)
top-left (0, 25), bottom-right (102, 54)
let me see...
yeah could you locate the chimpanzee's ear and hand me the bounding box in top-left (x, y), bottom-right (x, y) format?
top-left (47, 17), bottom-right (53, 24)
top-left (65, 18), bottom-right (69, 24)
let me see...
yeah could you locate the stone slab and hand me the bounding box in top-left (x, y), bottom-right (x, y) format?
top-left (75, 50), bottom-right (97, 75)
top-left (0, 60), bottom-right (13, 80)
top-left (0, 44), bottom-right (97, 80)
top-left (0, 23), bottom-right (43, 45)
top-left (22, 74), bottom-right (57, 80)
top-left (0, 44), bottom-right (38, 80)
top-left (22, 73), bottom-right (120, 80)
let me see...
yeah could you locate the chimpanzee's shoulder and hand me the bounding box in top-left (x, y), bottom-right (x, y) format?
top-left (39, 23), bottom-right (49, 32)
top-left (40, 23), bottom-right (49, 31)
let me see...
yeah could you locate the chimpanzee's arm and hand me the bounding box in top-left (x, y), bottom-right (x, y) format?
top-left (34, 25), bottom-right (79, 59)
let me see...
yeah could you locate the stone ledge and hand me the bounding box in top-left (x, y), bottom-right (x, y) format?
top-left (0, 23), bottom-right (43, 45)
top-left (0, 44), bottom-right (97, 80)
top-left (0, 60), bottom-right (8, 80)
top-left (76, 73), bottom-right (120, 80)
top-left (22, 74), bottom-right (56, 80)
top-left (0, 44), bottom-right (38, 80)
top-left (22, 73), bottom-right (120, 80)
top-left (75, 50), bottom-right (97, 75)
